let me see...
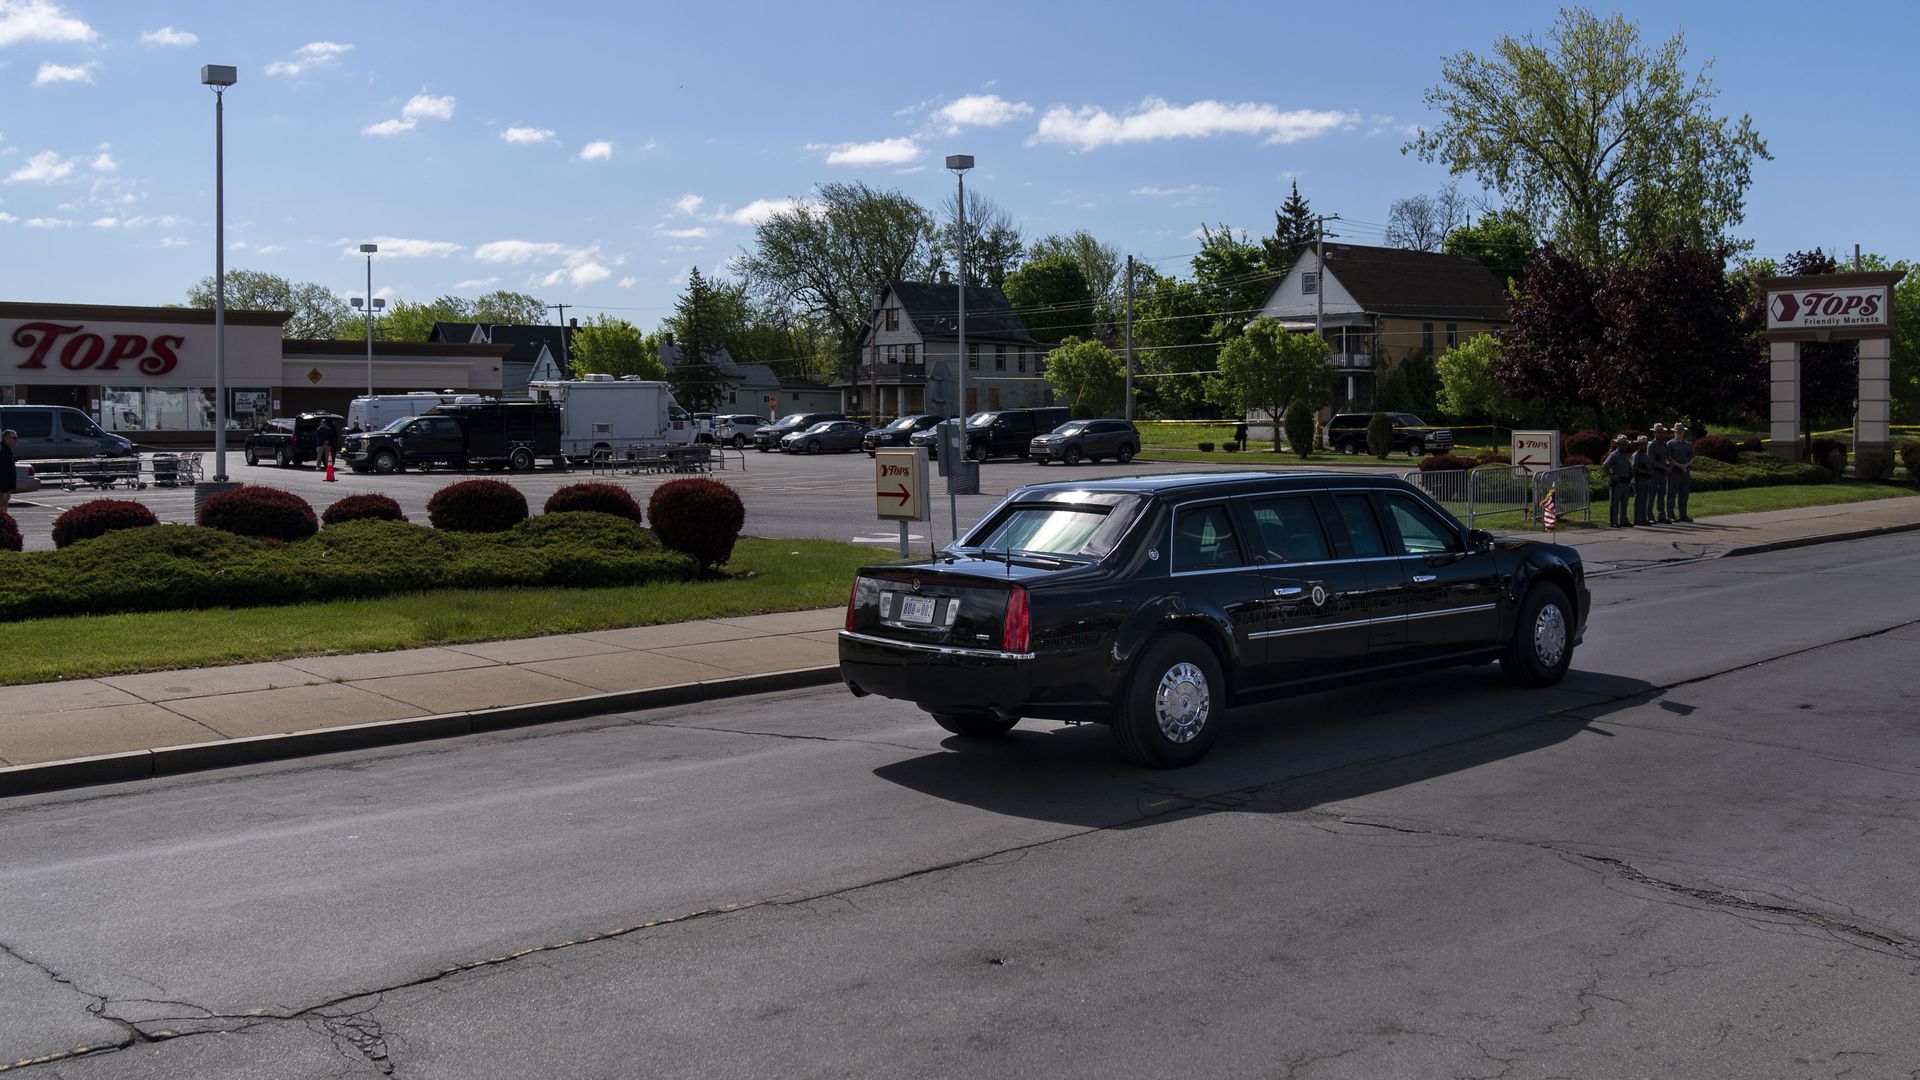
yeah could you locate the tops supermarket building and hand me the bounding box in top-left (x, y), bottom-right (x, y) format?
top-left (1, 302), bottom-right (508, 444)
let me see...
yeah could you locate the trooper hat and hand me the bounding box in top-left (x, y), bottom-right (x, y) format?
top-left (1634, 434), bottom-right (1650, 443)
top-left (1652, 423), bottom-right (1670, 432)
top-left (1614, 434), bottom-right (1630, 445)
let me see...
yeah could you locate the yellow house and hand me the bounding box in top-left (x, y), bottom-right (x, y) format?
top-left (1254, 243), bottom-right (1509, 405)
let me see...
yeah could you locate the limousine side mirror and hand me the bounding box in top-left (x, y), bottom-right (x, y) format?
top-left (1466, 528), bottom-right (1494, 553)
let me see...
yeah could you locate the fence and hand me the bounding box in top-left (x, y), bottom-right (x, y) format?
top-left (1402, 464), bottom-right (1535, 529)
top-left (1530, 464), bottom-right (1591, 528)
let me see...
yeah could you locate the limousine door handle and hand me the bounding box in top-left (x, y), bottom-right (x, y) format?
top-left (1272, 585), bottom-right (1303, 598)
top-left (1412, 574), bottom-right (1438, 583)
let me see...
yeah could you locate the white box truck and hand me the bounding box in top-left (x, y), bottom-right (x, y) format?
top-left (347, 392), bottom-right (483, 432)
top-left (527, 376), bottom-right (696, 462)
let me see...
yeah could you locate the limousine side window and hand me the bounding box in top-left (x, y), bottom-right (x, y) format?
top-left (1332, 494), bottom-right (1388, 558)
top-left (1383, 495), bottom-right (1460, 555)
top-left (1246, 496), bottom-right (1331, 563)
top-left (1172, 504), bottom-right (1244, 573)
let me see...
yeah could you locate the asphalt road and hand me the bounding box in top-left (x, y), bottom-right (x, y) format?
top-left (3, 447), bottom-right (1402, 553)
top-left (3, 535), bottom-right (1917, 1078)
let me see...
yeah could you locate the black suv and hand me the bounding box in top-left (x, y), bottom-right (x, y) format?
top-left (1028, 418), bottom-right (1140, 465)
top-left (911, 406), bottom-right (1070, 461)
top-left (753, 411), bottom-right (845, 452)
top-left (244, 413), bottom-right (344, 468)
top-left (863, 414), bottom-right (946, 456)
top-left (840, 472), bottom-right (1588, 768)
top-left (1325, 412), bottom-right (1454, 457)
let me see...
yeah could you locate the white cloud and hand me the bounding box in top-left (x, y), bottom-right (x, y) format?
top-left (673, 193), bottom-right (704, 216)
top-left (90, 150), bottom-right (117, 172)
top-left (895, 165), bottom-right (926, 175)
top-left (33, 60), bottom-right (95, 86)
top-left (545, 260), bottom-right (609, 287)
top-left (24, 215), bottom-right (75, 228)
top-left (159, 235), bottom-right (187, 247)
top-left (264, 41), bottom-right (352, 78)
top-left (349, 235), bottom-right (463, 258)
top-left (454, 276), bottom-right (499, 289)
top-left (0, 211), bottom-right (16, 224)
top-left (229, 239), bottom-right (246, 250)
top-left (1029, 97), bottom-right (1358, 150)
top-left (120, 213), bottom-right (187, 228)
top-left (0, 0), bottom-right (95, 47)
top-left (5, 149), bottom-right (73, 184)
top-left (403, 92), bottom-right (455, 121)
top-left (715, 198), bottom-right (805, 226)
top-left (617, 276), bottom-right (637, 289)
top-left (822, 137), bottom-right (920, 167)
top-left (658, 226), bottom-right (714, 239)
top-left (254, 243), bottom-right (285, 254)
top-left (577, 140), bottom-right (613, 161)
top-left (140, 25), bottom-right (196, 47)
top-left (936, 94), bottom-right (1032, 133)
top-left (90, 215), bottom-right (114, 227)
top-left (500, 126), bottom-right (555, 144)
top-left (361, 117), bottom-right (415, 137)
top-left (1130, 184), bottom-right (1217, 197)
top-left (475, 239), bottom-right (567, 264)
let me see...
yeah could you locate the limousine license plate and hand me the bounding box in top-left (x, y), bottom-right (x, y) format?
top-left (898, 596), bottom-right (937, 625)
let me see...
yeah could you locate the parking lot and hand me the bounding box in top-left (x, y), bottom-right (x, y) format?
top-left (4, 445), bottom-right (1286, 553)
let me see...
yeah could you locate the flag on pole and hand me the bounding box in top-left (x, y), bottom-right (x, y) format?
top-left (1539, 486), bottom-right (1558, 531)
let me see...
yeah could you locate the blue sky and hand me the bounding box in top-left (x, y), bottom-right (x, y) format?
top-left (1, 0), bottom-right (1913, 327)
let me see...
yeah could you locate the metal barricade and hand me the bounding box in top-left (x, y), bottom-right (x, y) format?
top-left (589, 447), bottom-right (617, 475)
top-left (1467, 465), bottom-right (1535, 529)
top-left (1531, 464), bottom-right (1592, 525)
top-left (1402, 468), bottom-right (1471, 520)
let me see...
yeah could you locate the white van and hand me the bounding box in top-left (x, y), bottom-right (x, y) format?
top-left (0, 405), bottom-right (137, 459)
top-left (346, 392), bottom-right (482, 432)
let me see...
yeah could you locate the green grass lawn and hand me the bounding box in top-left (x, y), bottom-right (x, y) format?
top-left (0, 537), bottom-right (879, 686)
top-left (1139, 446), bottom-right (1420, 467)
top-left (1685, 481), bottom-right (1916, 517)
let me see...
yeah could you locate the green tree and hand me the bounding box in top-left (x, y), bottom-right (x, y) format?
top-left (1193, 223), bottom-right (1271, 340)
top-left (1443, 210), bottom-right (1537, 291)
top-left (667, 267), bottom-right (732, 411)
top-left (569, 315), bottom-right (665, 381)
top-left (1435, 332), bottom-right (1525, 423)
top-left (1002, 255), bottom-right (1095, 345)
top-left (1042, 337), bottom-right (1126, 418)
top-left (1130, 267), bottom-right (1214, 418)
top-left (380, 295), bottom-right (473, 341)
top-left (185, 269), bottom-right (354, 339)
top-left (1214, 319), bottom-right (1333, 450)
top-left (1852, 253), bottom-right (1920, 422)
top-left (1282, 400), bottom-right (1317, 458)
top-left (1407, 8), bottom-right (1769, 263)
top-left (1366, 411), bottom-right (1395, 458)
top-left (1028, 230), bottom-right (1123, 327)
top-left (1375, 353), bottom-right (1442, 417)
top-left (740, 181), bottom-right (934, 375)
top-left (472, 290), bottom-right (546, 325)
top-left (928, 189), bottom-right (1023, 289)
top-left (1262, 181), bottom-right (1315, 274)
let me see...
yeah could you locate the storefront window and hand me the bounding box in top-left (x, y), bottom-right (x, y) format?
top-left (230, 389), bottom-right (270, 430)
top-left (0, 386), bottom-right (14, 406)
top-left (102, 388), bottom-right (144, 431)
top-left (99, 387), bottom-right (262, 430)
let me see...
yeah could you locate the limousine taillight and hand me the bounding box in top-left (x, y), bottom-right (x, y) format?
top-left (1003, 587), bottom-right (1029, 653)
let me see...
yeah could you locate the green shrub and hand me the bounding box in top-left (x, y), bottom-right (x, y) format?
top-left (1283, 400), bottom-right (1315, 458)
top-left (1809, 438), bottom-right (1848, 476)
top-left (649, 478), bottom-right (745, 570)
top-left (1366, 412), bottom-right (1394, 458)
top-left (1196, 441), bottom-right (1215, 452)
top-left (1687, 452), bottom-right (1830, 492)
top-left (428, 479), bottom-right (528, 532)
top-left (322, 492), bottom-right (407, 526)
top-left (1902, 442), bottom-right (1920, 479)
top-left (0, 510), bottom-right (20, 553)
top-left (1854, 447), bottom-right (1894, 481)
top-left (1693, 434), bottom-right (1739, 463)
top-left (199, 486), bottom-right (319, 543)
top-left (1220, 442), bottom-right (1239, 453)
top-left (544, 482), bottom-right (643, 523)
top-left (51, 499), bottom-right (159, 549)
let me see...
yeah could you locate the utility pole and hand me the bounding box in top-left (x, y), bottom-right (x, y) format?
top-left (546, 302), bottom-right (571, 375)
top-left (1124, 254), bottom-right (1135, 422)
top-left (1313, 213), bottom-right (1343, 409)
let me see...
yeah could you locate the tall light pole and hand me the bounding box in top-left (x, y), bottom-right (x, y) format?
top-left (201, 64), bottom-right (236, 483)
top-left (944, 153), bottom-right (975, 525)
top-left (357, 243), bottom-right (379, 400)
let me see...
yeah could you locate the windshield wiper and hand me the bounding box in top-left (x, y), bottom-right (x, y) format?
top-left (968, 549), bottom-right (1085, 568)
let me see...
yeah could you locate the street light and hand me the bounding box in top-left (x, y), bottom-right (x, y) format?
top-left (356, 243), bottom-right (380, 402)
top-left (201, 64), bottom-right (236, 484)
top-left (944, 154), bottom-right (975, 524)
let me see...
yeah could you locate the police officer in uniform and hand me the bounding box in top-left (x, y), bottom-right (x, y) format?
top-left (1601, 435), bottom-right (1634, 527)
top-left (1630, 435), bottom-right (1654, 526)
top-left (1647, 423), bottom-right (1673, 524)
top-left (1667, 420), bottom-right (1695, 522)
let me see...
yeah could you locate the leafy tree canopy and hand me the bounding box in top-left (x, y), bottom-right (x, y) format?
top-left (1028, 230), bottom-right (1123, 326)
top-left (1435, 331), bottom-right (1526, 423)
top-left (569, 315), bottom-right (666, 381)
top-left (1003, 255), bottom-right (1095, 345)
top-left (1262, 181), bottom-right (1315, 274)
top-left (1443, 210), bottom-right (1537, 291)
top-left (1214, 319), bottom-right (1332, 449)
top-left (185, 270), bottom-right (354, 339)
top-left (1042, 337), bottom-right (1126, 419)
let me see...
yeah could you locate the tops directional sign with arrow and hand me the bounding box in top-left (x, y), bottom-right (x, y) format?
top-left (1509, 430), bottom-right (1560, 475)
top-left (874, 447), bottom-right (929, 522)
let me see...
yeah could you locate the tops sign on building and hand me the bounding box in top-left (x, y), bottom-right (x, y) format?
top-left (1761, 272), bottom-right (1902, 342)
top-left (11, 323), bottom-right (184, 375)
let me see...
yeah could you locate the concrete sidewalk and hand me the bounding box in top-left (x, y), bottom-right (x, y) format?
top-left (1, 495), bottom-right (1914, 797)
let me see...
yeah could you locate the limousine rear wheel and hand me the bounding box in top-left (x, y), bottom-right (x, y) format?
top-left (1500, 582), bottom-right (1573, 688)
top-left (931, 711), bottom-right (1019, 739)
top-left (1113, 632), bottom-right (1223, 768)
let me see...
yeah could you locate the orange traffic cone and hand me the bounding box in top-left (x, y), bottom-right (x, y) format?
top-left (324, 452), bottom-right (337, 482)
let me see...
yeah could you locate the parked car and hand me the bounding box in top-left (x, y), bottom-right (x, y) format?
top-left (1028, 419), bottom-right (1140, 465)
top-left (910, 406), bottom-right (1070, 461)
top-left (782, 419), bottom-right (869, 455)
top-left (0, 405), bottom-right (137, 459)
top-left (863, 414), bottom-right (946, 456)
top-left (343, 401), bottom-right (563, 473)
top-left (10, 462), bottom-right (40, 495)
top-left (1325, 412), bottom-right (1455, 457)
top-left (839, 471), bottom-right (1588, 768)
top-left (713, 414), bottom-right (769, 448)
top-left (753, 412), bottom-right (846, 452)
top-left (244, 412), bottom-right (345, 468)
top-left (691, 413), bottom-right (717, 443)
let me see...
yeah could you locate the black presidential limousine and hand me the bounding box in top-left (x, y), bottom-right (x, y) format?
top-left (839, 472), bottom-right (1590, 768)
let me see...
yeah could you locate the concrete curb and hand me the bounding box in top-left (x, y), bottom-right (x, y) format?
top-left (0, 665), bottom-right (843, 799)
top-left (1722, 520), bottom-right (1920, 558)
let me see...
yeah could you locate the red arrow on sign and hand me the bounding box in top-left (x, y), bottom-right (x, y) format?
top-left (1516, 454), bottom-right (1546, 469)
top-left (879, 484), bottom-right (911, 505)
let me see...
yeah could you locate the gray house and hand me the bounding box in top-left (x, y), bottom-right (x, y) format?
top-left (429, 322), bottom-right (574, 395)
top-left (841, 278), bottom-right (1054, 419)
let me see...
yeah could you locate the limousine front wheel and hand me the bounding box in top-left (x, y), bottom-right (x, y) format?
top-left (1501, 583), bottom-right (1573, 688)
top-left (931, 712), bottom-right (1018, 739)
top-left (1113, 632), bottom-right (1223, 768)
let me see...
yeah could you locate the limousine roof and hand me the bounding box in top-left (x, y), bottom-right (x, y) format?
top-left (1015, 471), bottom-right (1420, 499)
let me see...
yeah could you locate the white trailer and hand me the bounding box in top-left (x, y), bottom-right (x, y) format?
top-left (527, 376), bottom-right (696, 461)
top-left (347, 392), bottom-right (481, 432)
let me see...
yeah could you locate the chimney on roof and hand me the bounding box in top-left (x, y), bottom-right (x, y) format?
top-left (662, 332), bottom-right (674, 348)
top-left (938, 269), bottom-right (951, 286)
top-left (569, 318), bottom-right (578, 328)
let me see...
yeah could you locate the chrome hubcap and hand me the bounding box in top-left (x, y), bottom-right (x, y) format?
top-left (1154, 662), bottom-right (1211, 744)
top-left (1533, 603), bottom-right (1567, 668)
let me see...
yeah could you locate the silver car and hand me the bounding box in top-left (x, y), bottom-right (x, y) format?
top-left (781, 420), bottom-right (868, 455)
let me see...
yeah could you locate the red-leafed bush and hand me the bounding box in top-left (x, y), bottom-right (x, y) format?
top-left (1418, 454), bottom-right (1480, 472)
top-left (1737, 437), bottom-right (1765, 454)
top-left (52, 498), bottom-right (159, 548)
top-left (1901, 442), bottom-right (1920, 479)
top-left (648, 477), bottom-right (745, 570)
top-left (1693, 434), bottom-right (1739, 463)
top-left (322, 492), bottom-right (408, 526)
top-left (427, 479), bottom-right (528, 532)
top-left (0, 510), bottom-right (20, 553)
top-left (1475, 453), bottom-right (1511, 466)
top-left (1563, 430), bottom-right (1608, 461)
top-left (1563, 455), bottom-right (1593, 467)
top-left (1809, 438), bottom-right (1848, 475)
top-left (544, 482), bottom-right (643, 523)
top-left (198, 486), bottom-right (318, 542)
top-left (1855, 447), bottom-right (1894, 481)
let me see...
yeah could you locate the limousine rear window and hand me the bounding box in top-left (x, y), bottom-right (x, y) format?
top-left (965, 497), bottom-right (1140, 559)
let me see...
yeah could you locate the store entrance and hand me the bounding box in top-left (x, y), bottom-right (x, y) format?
top-left (16, 384), bottom-right (88, 410)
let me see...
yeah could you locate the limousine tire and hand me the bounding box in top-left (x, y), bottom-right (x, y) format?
top-left (1113, 632), bottom-right (1224, 768)
top-left (931, 711), bottom-right (1019, 739)
top-left (1500, 582), bottom-right (1573, 688)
